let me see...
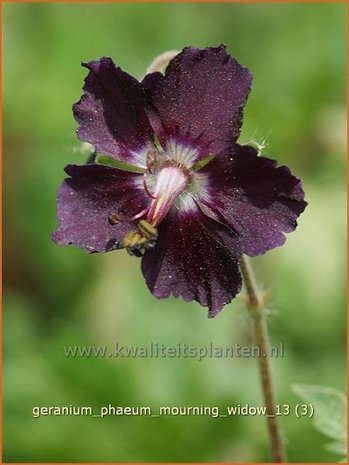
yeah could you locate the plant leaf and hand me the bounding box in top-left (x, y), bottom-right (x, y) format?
top-left (292, 384), bottom-right (347, 442)
top-left (325, 439), bottom-right (347, 455)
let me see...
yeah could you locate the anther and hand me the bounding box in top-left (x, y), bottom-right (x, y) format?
top-left (108, 214), bottom-right (120, 225)
top-left (108, 204), bottom-right (151, 225)
top-left (143, 172), bottom-right (157, 199)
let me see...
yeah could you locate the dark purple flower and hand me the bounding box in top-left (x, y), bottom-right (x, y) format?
top-left (52, 45), bottom-right (307, 318)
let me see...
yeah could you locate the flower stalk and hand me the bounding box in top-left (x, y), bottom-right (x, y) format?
top-left (240, 255), bottom-right (286, 463)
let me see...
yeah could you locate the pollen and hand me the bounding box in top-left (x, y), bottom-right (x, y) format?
top-left (119, 220), bottom-right (158, 257)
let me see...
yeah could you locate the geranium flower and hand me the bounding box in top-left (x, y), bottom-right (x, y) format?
top-left (52, 45), bottom-right (307, 318)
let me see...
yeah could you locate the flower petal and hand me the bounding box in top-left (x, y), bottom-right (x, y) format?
top-left (73, 57), bottom-right (154, 166)
top-left (141, 209), bottom-right (242, 318)
top-left (200, 145), bottom-right (307, 256)
top-left (143, 45), bottom-right (252, 160)
top-left (52, 164), bottom-right (146, 253)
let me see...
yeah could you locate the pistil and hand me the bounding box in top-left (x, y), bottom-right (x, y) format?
top-left (110, 157), bottom-right (191, 257)
top-left (146, 164), bottom-right (190, 226)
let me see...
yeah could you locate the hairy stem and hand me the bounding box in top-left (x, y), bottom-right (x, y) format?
top-left (240, 255), bottom-right (286, 463)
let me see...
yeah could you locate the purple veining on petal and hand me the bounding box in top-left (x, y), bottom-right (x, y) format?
top-left (164, 139), bottom-right (199, 167)
top-left (143, 45), bottom-right (253, 161)
top-left (73, 57), bottom-right (154, 166)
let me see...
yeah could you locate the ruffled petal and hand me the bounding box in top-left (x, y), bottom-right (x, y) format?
top-left (52, 164), bottom-right (146, 253)
top-left (141, 209), bottom-right (242, 318)
top-left (73, 57), bottom-right (154, 167)
top-left (143, 45), bottom-right (252, 161)
top-left (200, 145), bottom-right (307, 256)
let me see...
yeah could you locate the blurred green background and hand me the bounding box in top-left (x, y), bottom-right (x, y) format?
top-left (3, 2), bottom-right (346, 463)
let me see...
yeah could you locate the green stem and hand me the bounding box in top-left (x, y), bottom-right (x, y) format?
top-left (240, 255), bottom-right (286, 463)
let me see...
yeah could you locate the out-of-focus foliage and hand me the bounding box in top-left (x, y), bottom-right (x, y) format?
top-left (3, 2), bottom-right (346, 462)
top-left (293, 384), bottom-right (347, 460)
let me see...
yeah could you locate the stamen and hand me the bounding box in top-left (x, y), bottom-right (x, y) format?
top-left (108, 204), bottom-right (150, 225)
top-left (146, 148), bottom-right (161, 174)
top-left (110, 145), bottom-right (191, 238)
top-left (108, 214), bottom-right (120, 225)
top-left (143, 172), bottom-right (157, 199)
